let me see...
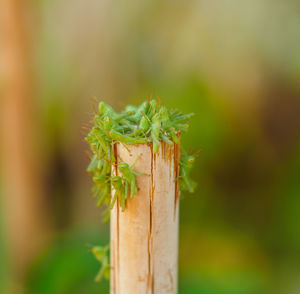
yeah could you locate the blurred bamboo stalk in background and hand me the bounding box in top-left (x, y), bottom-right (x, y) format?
top-left (111, 142), bottom-right (179, 294)
top-left (0, 0), bottom-right (49, 287)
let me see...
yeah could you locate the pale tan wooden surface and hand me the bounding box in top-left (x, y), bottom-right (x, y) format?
top-left (111, 142), bottom-right (179, 294)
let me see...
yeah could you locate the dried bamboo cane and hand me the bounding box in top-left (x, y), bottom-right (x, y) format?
top-left (110, 140), bottom-right (180, 294)
top-left (0, 0), bottom-right (49, 282)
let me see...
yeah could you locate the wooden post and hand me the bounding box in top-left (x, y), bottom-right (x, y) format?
top-left (110, 140), bottom-right (180, 294)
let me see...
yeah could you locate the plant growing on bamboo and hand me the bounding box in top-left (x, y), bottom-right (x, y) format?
top-left (85, 99), bottom-right (196, 281)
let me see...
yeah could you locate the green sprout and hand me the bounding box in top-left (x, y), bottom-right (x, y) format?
top-left (90, 245), bottom-right (110, 282)
top-left (86, 99), bottom-right (196, 214)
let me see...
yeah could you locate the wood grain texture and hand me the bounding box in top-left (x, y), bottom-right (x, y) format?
top-left (111, 142), bottom-right (179, 294)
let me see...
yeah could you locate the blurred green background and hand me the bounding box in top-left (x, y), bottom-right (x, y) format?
top-left (1, 0), bottom-right (300, 293)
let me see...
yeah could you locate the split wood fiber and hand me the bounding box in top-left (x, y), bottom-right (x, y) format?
top-left (111, 141), bottom-right (180, 294)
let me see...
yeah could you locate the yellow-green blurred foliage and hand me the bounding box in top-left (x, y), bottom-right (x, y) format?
top-left (1, 0), bottom-right (300, 293)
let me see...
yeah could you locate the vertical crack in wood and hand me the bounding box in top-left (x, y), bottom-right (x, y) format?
top-left (147, 144), bottom-right (155, 293)
top-left (162, 141), bottom-right (166, 160)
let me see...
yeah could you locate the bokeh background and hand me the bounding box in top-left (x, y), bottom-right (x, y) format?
top-left (1, 0), bottom-right (300, 293)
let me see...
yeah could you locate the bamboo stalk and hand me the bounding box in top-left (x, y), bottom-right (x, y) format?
top-left (0, 0), bottom-right (49, 281)
top-left (111, 140), bottom-right (180, 294)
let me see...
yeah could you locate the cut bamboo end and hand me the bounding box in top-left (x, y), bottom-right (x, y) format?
top-left (110, 140), bottom-right (180, 294)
